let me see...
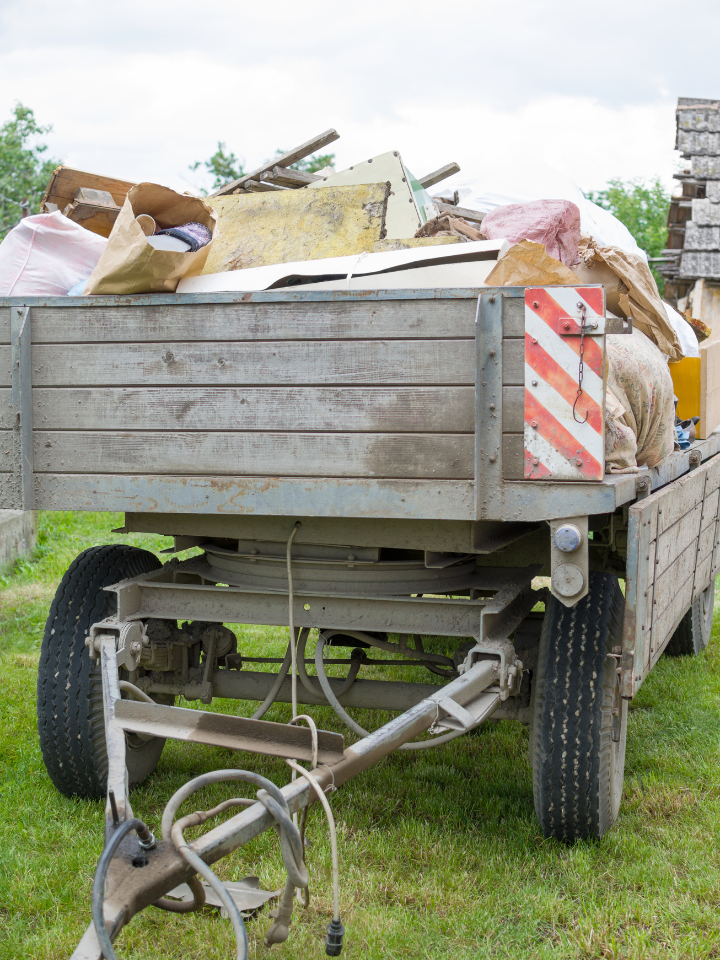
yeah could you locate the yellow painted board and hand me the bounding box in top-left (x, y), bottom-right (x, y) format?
top-left (201, 183), bottom-right (390, 274)
top-left (670, 343), bottom-right (720, 439)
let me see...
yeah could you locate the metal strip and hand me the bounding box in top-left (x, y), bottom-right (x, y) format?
top-left (10, 306), bottom-right (33, 509)
top-left (476, 290), bottom-right (504, 519)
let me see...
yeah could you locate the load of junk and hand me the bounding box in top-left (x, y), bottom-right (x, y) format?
top-left (0, 127), bottom-right (711, 474)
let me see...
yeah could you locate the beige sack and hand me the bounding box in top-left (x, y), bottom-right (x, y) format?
top-left (85, 183), bottom-right (217, 295)
top-left (577, 235), bottom-right (682, 362)
top-left (483, 239), bottom-right (580, 286)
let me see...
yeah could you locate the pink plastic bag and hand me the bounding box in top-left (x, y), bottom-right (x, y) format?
top-left (0, 211), bottom-right (107, 296)
top-left (479, 199), bottom-right (581, 266)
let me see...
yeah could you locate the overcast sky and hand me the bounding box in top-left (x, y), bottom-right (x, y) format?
top-left (1, 0), bottom-right (717, 197)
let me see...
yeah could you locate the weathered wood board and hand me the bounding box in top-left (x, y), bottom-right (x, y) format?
top-left (623, 453), bottom-right (720, 696)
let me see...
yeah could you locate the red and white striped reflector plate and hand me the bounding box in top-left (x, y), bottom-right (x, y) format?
top-left (524, 287), bottom-right (605, 481)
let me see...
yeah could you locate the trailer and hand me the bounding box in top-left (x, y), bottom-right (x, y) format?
top-left (2, 285), bottom-right (718, 958)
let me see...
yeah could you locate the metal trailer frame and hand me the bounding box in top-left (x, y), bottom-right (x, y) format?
top-left (2, 287), bottom-right (719, 958)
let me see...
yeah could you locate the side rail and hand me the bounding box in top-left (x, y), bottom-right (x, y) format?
top-left (622, 453), bottom-right (720, 697)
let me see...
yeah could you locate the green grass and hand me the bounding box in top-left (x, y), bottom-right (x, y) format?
top-left (2, 511), bottom-right (720, 959)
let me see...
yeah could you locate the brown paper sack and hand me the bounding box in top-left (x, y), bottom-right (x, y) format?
top-left (483, 239), bottom-right (581, 286)
top-left (84, 183), bottom-right (217, 294)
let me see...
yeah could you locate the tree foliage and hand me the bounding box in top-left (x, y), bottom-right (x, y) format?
top-left (585, 177), bottom-right (670, 290)
top-left (273, 148), bottom-right (335, 174)
top-left (0, 104), bottom-right (60, 240)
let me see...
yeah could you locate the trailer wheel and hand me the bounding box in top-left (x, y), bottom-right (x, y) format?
top-left (37, 545), bottom-right (167, 799)
top-left (531, 572), bottom-right (627, 842)
top-left (664, 581), bottom-right (715, 657)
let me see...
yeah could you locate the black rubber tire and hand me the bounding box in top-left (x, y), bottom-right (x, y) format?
top-left (664, 581), bottom-right (715, 657)
top-left (531, 572), bottom-right (627, 842)
top-left (37, 545), bottom-right (164, 799)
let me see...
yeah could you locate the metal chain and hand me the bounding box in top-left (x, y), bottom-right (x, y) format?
top-left (572, 302), bottom-right (588, 424)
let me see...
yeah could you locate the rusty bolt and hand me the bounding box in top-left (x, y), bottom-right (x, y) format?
top-left (489, 349), bottom-right (495, 357)
top-left (532, 337), bottom-right (538, 344)
top-left (533, 300), bottom-right (539, 308)
top-left (531, 420), bottom-right (538, 429)
top-left (532, 458), bottom-right (539, 466)
top-left (489, 296), bottom-right (496, 303)
top-left (575, 458), bottom-right (582, 466)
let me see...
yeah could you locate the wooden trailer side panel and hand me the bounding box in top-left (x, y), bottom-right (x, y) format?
top-left (622, 454), bottom-right (720, 696)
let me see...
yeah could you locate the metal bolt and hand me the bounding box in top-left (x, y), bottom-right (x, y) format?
top-left (575, 458), bottom-right (582, 466)
top-left (532, 379), bottom-right (538, 386)
top-left (532, 337), bottom-right (538, 344)
top-left (489, 349), bottom-right (495, 357)
top-left (532, 458), bottom-right (539, 466)
top-left (489, 296), bottom-right (496, 303)
top-left (563, 321), bottom-right (570, 330)
top-left (531, 420), bottom-right (538, 429)
top-left (489, 403), bottom-right (496, 410)
top-left (489, 454), bottom-right (497, 463)
top-left (533, 300), bottom-right (539, 308)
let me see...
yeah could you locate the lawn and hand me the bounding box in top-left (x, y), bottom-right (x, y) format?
top-left (1, 511), bottom-right (720, 960)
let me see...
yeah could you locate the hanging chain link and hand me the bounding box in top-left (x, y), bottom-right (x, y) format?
top-left (572, 302), bottom-right (588, 424)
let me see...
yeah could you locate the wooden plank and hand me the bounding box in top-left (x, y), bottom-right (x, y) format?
top-left (31, 341), bottom-right (475, 388)
top-left (32, 474), bottom-right (476, 521)
top-left (33, 386), bottom-right (475, 433)
top-left (28, 300), bottom-right (477, 343)
top-left (34, 431), bottom-right (475, 479)
top-left (701, 486), bottom-right (720, 528)
top-left (434, 202), bottom-right (484, 224)
top-left (651, 573), bottom-right (694, 663)
top-left (41, 166), bottom-right (135, 216)
top-left (655, 502), bottom-right (703, 575)
top-left (700, 338), bottom-right (720, 438)
top-left (209, 129), bottom-right (340, 197)
top-left (502, 386), bottom-right (524, 433)
top-left (502, 297), bottom-right (525, 338)
top-left (657, 469), bottom-right (706, 534)
top-left (418, 163), bottom-right (461, 190)
top-left (654, 538), bottom-right (699, 620)
top-left (0, 309), bottom-right (10, 345)
top-left (502, 434), bottom-right (524, 480)
top-left (0, 345), bottom-right (11, 386)
top-left (502, 339), bottom-right (525, 386)
top-left (622, 496), bottom-right (656, 694)
top-left (703, 448), bottom-right (720, 492)
top-left (693, 553), bottom-right (713, 601)
top-left (698, 521), bottom-right (717, 560)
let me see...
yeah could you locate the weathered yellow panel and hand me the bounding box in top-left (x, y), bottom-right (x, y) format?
top-left (202, 183), bottom-right (390, 274)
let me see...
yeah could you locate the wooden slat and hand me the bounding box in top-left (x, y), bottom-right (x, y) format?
top-left (653, 538), bottom-right (699, 619)
top-left (700, 338), bottom-right (720, 438)
top-left (31, 474), bottom-right (476, 521)
top-left (31, 341), bottom-right (475, 387)
top-left (29, 301), bottom-right (477, 343)
top-left (651, 573), bottom-right (694, 662)
top-left (502, 386), bottom-right (524, 433)
top-left (502, 434), bottom-right (524, 480)
top-left (34, 431), bottom-right (475, 479)
top-left (0, 429), bottom-right (15, 471)
top-left (418, 163), bottom-right (461, 190)
top-left (502, 339), bottom-right (524, 386)
top-left (0, 346), bottom-right (11, 386)
top-left (693, 554), bottom-right (713, 601)
top-left (502, 297), bottom-right (525, 338)
top-left (657, 470), bottom-right (706, 534)
top-left (655, 502), bottom-right (703, 575)
top-left (701, 486), bottom-right (720, 528)
top-left (33, 386), bottom-right (474, 433)
top-left (698, 519), bottom-right (718, 560)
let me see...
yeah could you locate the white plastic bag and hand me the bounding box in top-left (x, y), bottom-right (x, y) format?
top-left (0, 211), bottom-right (107, 296)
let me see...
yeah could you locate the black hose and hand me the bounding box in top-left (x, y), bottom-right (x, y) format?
top-left (92, 818), bottom-right (149, 960)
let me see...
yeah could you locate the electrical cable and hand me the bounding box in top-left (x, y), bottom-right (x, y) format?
top-left (250, 639), bottom-right (292, 720)
top-left (295, 628), bottom-right (362, 701)
top-left (313, 635), bottom-right (467, 750)
top-left (92, 818), bottom-right (154, 960)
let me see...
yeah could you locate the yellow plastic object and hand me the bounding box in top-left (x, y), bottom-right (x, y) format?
top-left (670, 357), bottom-right (701, 422)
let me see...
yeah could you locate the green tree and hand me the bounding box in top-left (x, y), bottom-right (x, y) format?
top-left (273, 149), bottom-right (335, 174)
top-left (585, 177), bottom-right (670, 292)
top-left (189, 142), bottom-right (245, 195)
top-left (0, 104), bottom-right (60, 240)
